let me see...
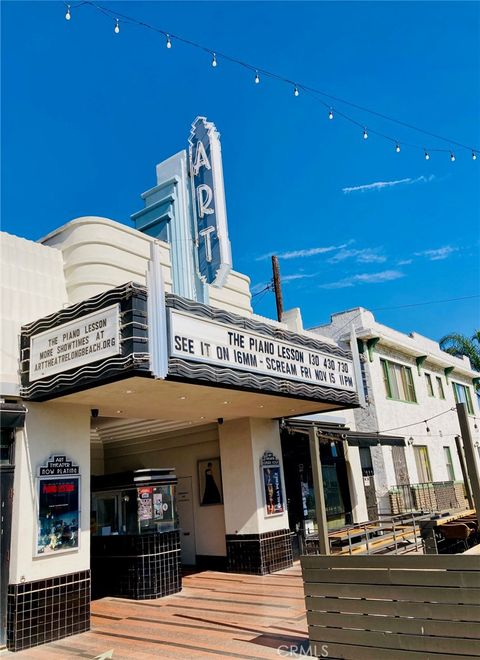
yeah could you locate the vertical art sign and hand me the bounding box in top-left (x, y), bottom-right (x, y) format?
top-left (261, 451), bottom-right (285, 516)
top-left (188, 117), bottom-right (232, 287)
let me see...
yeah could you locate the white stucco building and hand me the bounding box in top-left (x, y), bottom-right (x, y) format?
top-left (0, 118), bottom-right (362, 652)
top-left (311, 307), bottom-right (480, 517)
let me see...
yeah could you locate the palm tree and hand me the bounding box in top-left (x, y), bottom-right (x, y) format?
top-left (439, 331), bottom-right (480, 374)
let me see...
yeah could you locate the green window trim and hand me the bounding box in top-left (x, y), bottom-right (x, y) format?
top-left (443, 446), bottom-right (455, 481)
top-left (425, 373), bottom-right (435, 397)
top-left (414, 445), bottom-right (432, 483)
top-left (452, 381), bottom-right (474, 415)
top-left (436, 376), bottom-right (445, 399)
top-left (381, 358), bottom-right (417, 403)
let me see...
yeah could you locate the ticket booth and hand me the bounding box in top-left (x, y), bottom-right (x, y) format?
top-left (91, 468), bottom-right (180, 599)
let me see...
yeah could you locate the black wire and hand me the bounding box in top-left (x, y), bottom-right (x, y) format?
top-left (331, 294), bottom-right (480, 339)
top-left (373, 294), bottom-right (480, 312)
top-left (377, 407), bottom-right (455, 434)
top-left (68, 1), bottom-right (479, 155)
top-left (251, 282), bottom-right (274, 298)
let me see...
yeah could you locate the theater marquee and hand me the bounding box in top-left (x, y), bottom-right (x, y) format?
top-left (29, 305), bottom-right (120, 382)
top-left (167, 300), bottom-right (357, 399)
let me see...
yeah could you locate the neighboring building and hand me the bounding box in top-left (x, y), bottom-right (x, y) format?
top-left (311, 307), bottom-right (480, 518)
top-left (0, 118), bottom-right (361, 651)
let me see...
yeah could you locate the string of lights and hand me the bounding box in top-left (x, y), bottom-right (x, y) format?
top-left (62, 1), bottom-right (479, 161)
top-left (376, 407), bottom-right (457, 435)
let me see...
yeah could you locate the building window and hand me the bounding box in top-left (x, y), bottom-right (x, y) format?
top-left (436, 376), bottom-right (445, 399)
top-left (425, 373), bottom-right (435, 397)
top-left (443, 446), bottom-right (455, 481)
top-left (413, 445), bottom-right (432, 483)
top-left (381, 359), bottom-right (417, 403)
top-left (452, 382), bottom-right (474, 415)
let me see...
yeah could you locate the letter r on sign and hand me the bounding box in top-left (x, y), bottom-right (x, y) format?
top-left (197, 184), bottom-right (214, 218)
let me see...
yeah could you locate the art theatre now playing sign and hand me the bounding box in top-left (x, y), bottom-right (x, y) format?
top-left (170, 309), bottom-right (356, 392)
top-left (29, 305), bottom-right (120, 381)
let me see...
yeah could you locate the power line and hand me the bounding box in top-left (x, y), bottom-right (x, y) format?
top-left (373, 294), bottom-right (480, 313)
top-left (63, 1), bottom-right (479, 160)
top-left (331, 294), bottom-right (480, 339)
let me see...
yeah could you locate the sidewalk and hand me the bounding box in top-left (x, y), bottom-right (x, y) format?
top-left (8, 563), bottom-right (308, 659)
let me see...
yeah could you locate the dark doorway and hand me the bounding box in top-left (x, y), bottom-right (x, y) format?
top-left (281, 430), bottom-right (353, 552)
top-left (1, 429), bottom-right (15, 647)
top-left (359, 446), bottom-right (378, 520)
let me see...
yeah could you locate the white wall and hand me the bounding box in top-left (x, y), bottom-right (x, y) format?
top-left (219, 417), bottom-right (290, 535)
top-left (1, 232), bottom-right (68, 396)
top-left (103, 425), bottom-right (226, 557)
top-left (9, 402), bottom-right (91, 583)
top-left (41, 217), bottom-right (172, 304)
top-left (368, 345), bottom-right (477, 486)
top-left (311, 307), bottom-right (480, 495)
top-left (208, 270), bottom-right (253, 317)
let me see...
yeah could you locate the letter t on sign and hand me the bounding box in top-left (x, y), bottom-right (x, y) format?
top-left (199, 226), bottom-right (215, 263)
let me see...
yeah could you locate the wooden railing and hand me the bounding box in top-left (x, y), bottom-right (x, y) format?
top-left (301, 554), bottom-right (480, 659)
top-left (303, 512), bottom-right (424, 556)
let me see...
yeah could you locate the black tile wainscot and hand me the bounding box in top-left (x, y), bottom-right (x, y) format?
top-left (91, 530), bottom-right (182, 600)
top-left (7, 570), bottom-right (90, 652)
top-left (226, 529), bottom-right (293, 575)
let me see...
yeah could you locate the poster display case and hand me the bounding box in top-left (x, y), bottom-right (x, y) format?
top-left (36, 455), bottom-right (81, 555)
top-left (91, 469), bottom-right (181, 599)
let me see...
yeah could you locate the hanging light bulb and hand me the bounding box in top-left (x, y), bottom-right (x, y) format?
top-left (254, 71), bottom-right (260, 84)
top-left (211, 52), bottom-right (217, 67)
top-left (472, 151), bottom-right (477, 161)
top-left (294, 85), bottom-right (299, 97)
top-left (395, 144), bottom-right (401, 153)
top-left (450, 152), bottom-right (456, 162)
top-left (328, 109), bottom-right (334, 120)
top-left (65, 5), bottom-right (71, 20)
top-left (166, 34), bottom-right (172, 49)
top-left (424, 150), bottom-right (430, 161)
top-left (114, 19), bottom-right (120, 34)
top-left (363, 128), bottom-right (368, 140)
top-left (474, 422), bottom-right (478, 430)
top-left (425, 421), bottom-right (431, 434)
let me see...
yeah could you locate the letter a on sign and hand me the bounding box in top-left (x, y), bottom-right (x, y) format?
top-left (188, 117), bottom-right (232, 287)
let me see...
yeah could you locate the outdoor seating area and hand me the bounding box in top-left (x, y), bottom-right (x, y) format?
top-left (429, 511), bottom-right (479, 554)
top-left (302, 508), bottom-right (479, 556)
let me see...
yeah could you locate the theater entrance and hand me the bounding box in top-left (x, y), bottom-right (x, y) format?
top-left (281, 428), bottom-right (353, 544)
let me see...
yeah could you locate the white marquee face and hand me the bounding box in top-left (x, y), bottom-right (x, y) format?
top-left (169, 309), bottom-right (357, 393)
top-left (29, 305), bottom-right (121, 382)
top-left (188, 116), bottom-right (232, 288)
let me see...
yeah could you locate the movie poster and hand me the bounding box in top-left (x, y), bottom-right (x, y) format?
top-left (37, 478), bottom-right (80, 554)
top-left (261, 451), bottom-right (285, 516)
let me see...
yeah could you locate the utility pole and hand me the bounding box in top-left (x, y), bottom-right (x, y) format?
top-left (271, 256), bottom-right (283, 322)
top-left (454, 434), bottom-right (474, 509)
top-left (456, 402), bottom-right (480, 514)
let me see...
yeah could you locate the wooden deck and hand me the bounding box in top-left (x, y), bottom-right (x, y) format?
top-left (8, 564), bottom-right (308, 659)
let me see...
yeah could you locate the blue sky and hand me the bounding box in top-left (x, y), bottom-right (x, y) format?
top-left (2, 1), bottom-right (479, 340)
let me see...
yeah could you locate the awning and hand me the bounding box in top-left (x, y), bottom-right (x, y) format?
top-left (0, 402), bottom-right (27, 429)
top-left (282, 419), bottom-right (405, 447)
